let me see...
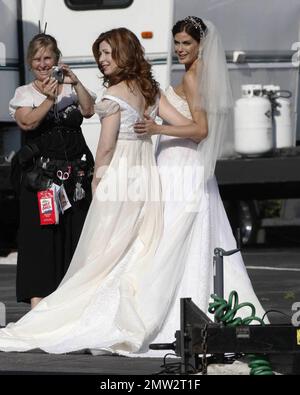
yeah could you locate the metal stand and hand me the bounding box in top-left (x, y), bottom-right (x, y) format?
top-left (212, 245), bottom-right (240, 365)
top-left (213, 247), bottom-right (240, 300)
top-left (176, 298), bottom-right (300, 374)
top-left (149, 237), bottom-right (300, 375)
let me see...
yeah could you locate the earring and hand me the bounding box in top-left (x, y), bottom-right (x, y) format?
top-left (198, 47), bottom-right (203, 60)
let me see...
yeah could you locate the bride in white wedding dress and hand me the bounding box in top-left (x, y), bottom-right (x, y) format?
top-left (0, 23), bottom-right (267, 356)
top-left (134, 17), bottom-right (268, 353)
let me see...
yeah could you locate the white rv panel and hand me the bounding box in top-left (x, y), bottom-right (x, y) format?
top-left (21, 0), bottom-right (173, 65)
top-left (0, 0), bottom-right (18, 61)
top-left (174, 0), bottom-right (300, 51)
top-left (0, 0), bottom-right (19, 123)
top-left (0, 72), bottom-right (19, 121)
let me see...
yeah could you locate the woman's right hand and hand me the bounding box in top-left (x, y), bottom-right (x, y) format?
top-left (14, 78), bottom-right (59, 130)
top-left (134, 114), bottom-right (161, 136)
top-left (38, 77), bottom-right (58, 101)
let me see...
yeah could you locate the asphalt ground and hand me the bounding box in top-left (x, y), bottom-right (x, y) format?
top-left (0, 247), bottom-right (299, 376)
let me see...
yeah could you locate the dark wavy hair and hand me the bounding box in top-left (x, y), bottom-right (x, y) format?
top-left (172, 16), bottom-right (208, 42)
top-left (92, 28), bottom-right (159, 107)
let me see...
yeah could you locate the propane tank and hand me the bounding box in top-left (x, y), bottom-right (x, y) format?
top-left (234, 84), bottom-right (273, 156)
top-left (263, 85), bottom-right (293, 148)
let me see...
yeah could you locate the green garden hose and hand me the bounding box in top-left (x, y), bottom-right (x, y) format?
top-left (208, 291), bottom-right (274, 375)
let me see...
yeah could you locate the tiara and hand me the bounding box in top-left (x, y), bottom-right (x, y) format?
top-left (184, 16), bottom-right (207, 39)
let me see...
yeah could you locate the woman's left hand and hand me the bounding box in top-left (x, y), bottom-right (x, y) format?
top-left (59, 64), bottom-right (80, 86)
top-left (134, 114), bottom-right (160, 136)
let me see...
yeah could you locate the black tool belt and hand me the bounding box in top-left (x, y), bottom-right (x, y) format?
top-left (11, 142), bottom-right (92, 193)
top-left (10, 142), bottom-right (41, 194)
top-left (24, 157), bottom-right (92, 192)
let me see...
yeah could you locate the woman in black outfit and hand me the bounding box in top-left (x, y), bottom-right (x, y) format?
top-left (9, 33), bottom-right (95, 308)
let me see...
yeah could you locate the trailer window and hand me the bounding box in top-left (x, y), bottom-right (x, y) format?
top-left (65, 0), bottom-right (133, 10)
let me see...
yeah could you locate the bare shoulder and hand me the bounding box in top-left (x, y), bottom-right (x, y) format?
top-left (182, 69), bottom-right (197, 99)
top-left (105, 81), bottom-right (127, 97)
top-left (183, 67), bottom-right (197, 87)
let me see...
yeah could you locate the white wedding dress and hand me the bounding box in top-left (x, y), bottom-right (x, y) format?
top-left (0, 90), bottom-right (267, 357)
top-left (141, 87), bottom-right (267, 356)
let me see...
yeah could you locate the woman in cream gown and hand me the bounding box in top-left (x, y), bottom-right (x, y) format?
top-left (137, 86), bottom-right (267, 356)
top-left (134, 17), bottom-right (268, 355)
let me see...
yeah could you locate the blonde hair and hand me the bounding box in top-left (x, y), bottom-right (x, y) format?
top-left (27, 33), bottom-right (61, 67)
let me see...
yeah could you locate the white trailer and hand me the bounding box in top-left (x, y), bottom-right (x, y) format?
top-left (1, 0), bottom-right (300, 249)
top-left (0, 0), bottom-right (21, 156)
top-left (1, 0), bottom-right (300, 156)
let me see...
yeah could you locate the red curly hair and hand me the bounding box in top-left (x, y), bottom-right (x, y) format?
top-left (92, 28), bottom-right (159, 107)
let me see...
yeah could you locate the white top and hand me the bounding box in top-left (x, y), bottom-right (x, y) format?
top-left (9, 83), bottom-right (96, 119)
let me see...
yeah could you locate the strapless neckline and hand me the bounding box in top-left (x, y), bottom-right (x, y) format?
top-left (168, 86), bottom-right (186, 102)
top-left (165, 86), bottom-right (192, 120)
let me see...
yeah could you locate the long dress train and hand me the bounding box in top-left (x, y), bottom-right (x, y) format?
top-left (140, 87), bottom-right (267, 356)
top-left (0, 95), bottom-right (164, 354)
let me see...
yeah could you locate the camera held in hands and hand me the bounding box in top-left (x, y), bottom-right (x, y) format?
top-left (51, 66), bottom-right (64, 83)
